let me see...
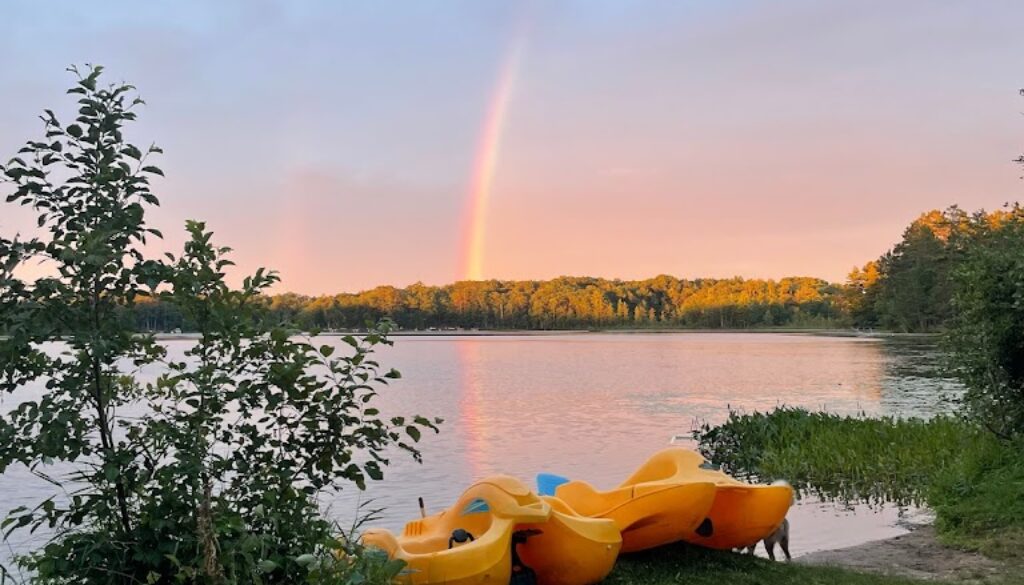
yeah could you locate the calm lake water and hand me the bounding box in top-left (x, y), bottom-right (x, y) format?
top-left (0, 332), bottom-right (961, 566)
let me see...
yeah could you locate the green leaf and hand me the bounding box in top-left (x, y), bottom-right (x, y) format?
top-left (364, 461), bottom-right (383, 481)
top-left (294, 553), bottom-right (316, 567)
top-left (406, 426), bottom-right (421, 442)
top-left (384, 558), bottom-right (407, 578)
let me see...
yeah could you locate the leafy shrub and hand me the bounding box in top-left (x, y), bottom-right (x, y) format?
top-left (0, 66), bottom-right (438, 584)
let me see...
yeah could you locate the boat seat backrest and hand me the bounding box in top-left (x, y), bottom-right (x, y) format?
top-left (620, 447), bottom-right (707, 486)
top-left (554, 480), bottom-right (634, 517)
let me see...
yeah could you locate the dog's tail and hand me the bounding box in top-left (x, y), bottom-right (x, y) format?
top-left (771, 479), bottom-right (796, 504)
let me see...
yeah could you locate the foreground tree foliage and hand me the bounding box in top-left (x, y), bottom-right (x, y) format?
top-left (0, 67), bottom-right (438, 584)
top-left (944, 89), bottom-right (1024, 439)
top-left (946, 205), bottom-right (1024, 438)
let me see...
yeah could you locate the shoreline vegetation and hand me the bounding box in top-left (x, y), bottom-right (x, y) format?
top-left (690, 408), bottom-right (1024, 584)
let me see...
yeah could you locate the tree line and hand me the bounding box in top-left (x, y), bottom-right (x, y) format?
top-left (122, 206), bottom-right (1022, 334)
top-left (10, 206), bottom-right (1007, 335)
top-left (132, 275), bottom-right (843, 332)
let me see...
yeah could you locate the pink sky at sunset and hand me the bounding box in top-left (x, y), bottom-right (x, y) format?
top-left (2, 1), bottom-right (1023, 294)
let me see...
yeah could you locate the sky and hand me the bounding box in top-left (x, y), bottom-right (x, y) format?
top-left (1, 0), bottom-right (1023, 294)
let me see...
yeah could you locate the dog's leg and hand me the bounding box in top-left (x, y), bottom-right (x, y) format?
top-left (744, 545), bottom-right (755, 555)
top-left (780, 534), bottom-right (791, 561)
top-left (765, 540), bottom-right (776, 561)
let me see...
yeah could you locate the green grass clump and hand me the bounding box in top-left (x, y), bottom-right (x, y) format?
top-left (605, 543), bottom-right (923, 585)
top-left (694, 408), bottom-right (1024, 561)
top-left (694, 408), bottom-right (977, 505)
top-left (929, 436), bottom-right (1024, 559)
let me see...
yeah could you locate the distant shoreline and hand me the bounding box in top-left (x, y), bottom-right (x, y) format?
top-left (145, 329), bottom-right (940, 341)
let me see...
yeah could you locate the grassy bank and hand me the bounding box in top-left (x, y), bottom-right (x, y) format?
top-left (694, 408), bottom-right (1024, 560)
top-left (928, 435), bottom-right (1024, 559)
top-left (605, 543), bottom-right (924, 585)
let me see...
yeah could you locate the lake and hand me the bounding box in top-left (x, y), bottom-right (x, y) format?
top-left (0, 332), bottom-right (961, 566)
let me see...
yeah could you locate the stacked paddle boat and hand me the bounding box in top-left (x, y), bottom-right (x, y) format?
top-left (362, 447), bottom-right (792, 584)
top-left (362, 476), bottom-right (621, 585)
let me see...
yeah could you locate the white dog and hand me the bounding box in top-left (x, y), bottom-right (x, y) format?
top-left (744, 518), bottom-right (791, 561)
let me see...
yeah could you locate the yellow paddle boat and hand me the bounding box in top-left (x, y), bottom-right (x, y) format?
top-left (629, 447), bottom-right (794, 550)
top-left (518, 495), bottom-right (621, 585)
top-left (363, 475), bottom-right (620, 585)
top-left (550, 469), bottom-right (717, 553)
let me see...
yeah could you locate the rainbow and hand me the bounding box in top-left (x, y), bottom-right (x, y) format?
top-left (460, 38), bottom-right (526, 281)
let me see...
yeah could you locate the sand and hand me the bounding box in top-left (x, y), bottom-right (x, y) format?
top-left (798, 525), bottom-right (1009, 582)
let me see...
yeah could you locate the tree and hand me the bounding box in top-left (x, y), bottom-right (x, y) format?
top-left (0, 65), bottom-right (167, 551)
top-left (0, 66), bottom-right (437, 584)
top-left (944, 90), bottom-right (1024, 438)
top-left (616, 299), bottom-right (630, 322)
top-left (842, 261), bottom-right (881, 328)
top-left (150, 222), bottom-right (439, 583)
top-left (946, 206), bottom-right (1024, 438)
top-left (868, 211), bottom-right (960, 332)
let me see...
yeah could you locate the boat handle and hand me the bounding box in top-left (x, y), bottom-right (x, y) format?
top-left (448, 529), bottom-right (475, 549)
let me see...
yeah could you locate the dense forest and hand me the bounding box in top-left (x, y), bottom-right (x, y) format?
top-left (134, 275), bottom-right (842, 332)
top-left (121, 205), bottom-right (1020, 334)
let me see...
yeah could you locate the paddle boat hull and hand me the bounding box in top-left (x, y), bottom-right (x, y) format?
top-left (686, 483), bottom-right (793, 550)
top-left (543, 447), bottom-right (793, 553)
top-left (364, 475), bottom-right (622, 585)
top-left (518, 496), bottom-right (622, 585)
top-left (623, 447), bottom-right (794, 550)
top-left (552, 477), bottom-right (717, 553)
top-left (363, 476), bottom-right (547, 584)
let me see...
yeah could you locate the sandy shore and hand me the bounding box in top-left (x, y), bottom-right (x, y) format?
top-left (798, 525), bottom-right (1008, 582)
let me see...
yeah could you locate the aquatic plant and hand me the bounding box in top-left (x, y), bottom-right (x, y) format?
top-left (693, 407), bottom-right (978, 506)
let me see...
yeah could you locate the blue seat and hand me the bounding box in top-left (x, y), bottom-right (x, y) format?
top-left (536, 472), bottom-right (570, 496)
